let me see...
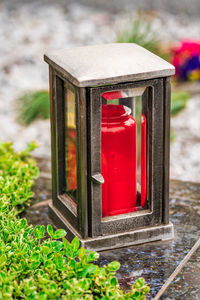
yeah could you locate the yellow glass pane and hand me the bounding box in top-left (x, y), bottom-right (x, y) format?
top-left (65, 88), bottom-right (77, 201)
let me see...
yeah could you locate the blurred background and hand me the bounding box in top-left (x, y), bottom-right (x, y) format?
top-left (0, 0), bottom-right (200, 182)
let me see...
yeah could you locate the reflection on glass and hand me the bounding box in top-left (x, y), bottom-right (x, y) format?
top-left (141, 113), bottom-right (147, 207)
top-left (65, 88), bottom-right (77, 201)
top-left (101, 88), bottom-right (148, 217)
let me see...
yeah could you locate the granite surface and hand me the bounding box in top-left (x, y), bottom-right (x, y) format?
top-left (162, 247), bottom-right (200, 299)
top-left (22, 176), bottom-right (200, 299)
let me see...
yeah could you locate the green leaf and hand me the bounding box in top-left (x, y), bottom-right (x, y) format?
top-left (143, 285), bottom-right (150, 294)
top-left (69, 259), bottom-right (76, 268)
top-left (38, 291), bottom-right (47, 300)
top-left (71, 236), bottom-right (80, 252)
top-left (51, 241), bottom-right (63, 252)
top-left (47, 224), bottom-right (54, 238)
top-left (86, 251), bottom-right (99, 262)
top-left (132, 290), bottom-right (141, 298)
top-left (78, 264), bottom-right (97, 277)
top-left (78, 247), bottom-right (86, 260)
top-left (41, 246), bottom-right (51, 255)
top-left (134, 277), bottom-right (145, 289)
top-left (2, 229), bottom-right (9, 240)
top-left (110, 277), bottom-right (118, 286)
top-left (0, 254), bottom-right (6, 266)
top-left (0, 272), bottom-right (6, 281)
top-left (63, 238), bottom-right (72, 257)
top-left (30, 261), bottom-right (41, 269)
top-left (85, 265), bottom-right (97, 275)
top-left (19, 218), bottom-right (27, 228)
top-left (53, 229), bottom-right (66, 239)
top-left (55, 253), bottom-right (63, 269)
top-left (107, 261), bottom-right (120, 272)
top-left (33, 225), bottom-right (45, 239)
top-left (30, 252), bottom-right (40, 261)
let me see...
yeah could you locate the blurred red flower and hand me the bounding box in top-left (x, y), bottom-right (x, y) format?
top-left (172, 40), bottom-right (200, 81)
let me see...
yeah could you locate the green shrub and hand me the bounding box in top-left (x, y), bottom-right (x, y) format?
top-left (0, 142), bottom-right (150, 299)
top-left (17, 90), bottom-right (50, 125)
top-left (0, 141), bottom-right (39, 212)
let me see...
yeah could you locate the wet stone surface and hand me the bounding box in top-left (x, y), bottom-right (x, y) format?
top-left (162, 247), bottom-right (200, 299)
top-left (21, 176), bottom-right (53, 227)
top-left (23, 177), bottom-right (200, 298)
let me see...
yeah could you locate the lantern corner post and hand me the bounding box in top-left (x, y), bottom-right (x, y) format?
top-left (162, 76), bottom-right (172, 225)
top-left (48, 66), bottom-right (58, 204)
top-left (87, 87), bottom-right (103, 238)
top-left (76, 86), bottom-right (89, 239)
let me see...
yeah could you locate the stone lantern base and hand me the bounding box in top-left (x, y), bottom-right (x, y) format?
top-left (49, 202), bottom-right (174, 251)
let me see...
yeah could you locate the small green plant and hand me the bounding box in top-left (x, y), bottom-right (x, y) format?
top-left (170, 91), bottom-right (190, 142)
top-left (17, 90), bottom-right (50, 125)
top-left (171, 91), bottom-right (190, 117)
top-left (117, 15), bottom-right (169, 60)
top-left (0, 142), bottom-right (150, 299)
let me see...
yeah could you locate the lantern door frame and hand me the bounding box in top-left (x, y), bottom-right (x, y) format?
top-left (88, 78), bottom-right (170, 238)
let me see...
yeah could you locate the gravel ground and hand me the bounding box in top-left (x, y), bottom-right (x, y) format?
top-left (171, 96), bottom-right (200, 182)
top-left (0, 0), bottom-right (200, 182)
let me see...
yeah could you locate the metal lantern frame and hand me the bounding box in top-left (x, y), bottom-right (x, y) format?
top-left (44, 43), bottom-right (175, 251)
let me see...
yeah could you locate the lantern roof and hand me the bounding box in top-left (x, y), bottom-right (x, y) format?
top-left (44, 43), bottom-right (175, 87)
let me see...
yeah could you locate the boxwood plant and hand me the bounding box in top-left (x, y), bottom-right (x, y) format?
top-left (0, 142), bottom-right (149, 299)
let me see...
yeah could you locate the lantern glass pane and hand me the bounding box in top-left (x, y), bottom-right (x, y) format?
top-left (65, 88), bottom-right (77, 202)
top-left (101, 88), bottom-right (148, 218)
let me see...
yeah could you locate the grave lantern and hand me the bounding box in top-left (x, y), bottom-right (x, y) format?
top-left (44, 43), bottom-right (175, 251)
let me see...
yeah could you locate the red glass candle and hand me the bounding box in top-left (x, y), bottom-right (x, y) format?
top-left (141, 113), bottom-right (147, 207)
top-left (101, 104), bottom-right (137, 217)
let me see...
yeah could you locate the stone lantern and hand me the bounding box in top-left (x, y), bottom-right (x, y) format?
top-left (44, 43), bottom-right (175, 251)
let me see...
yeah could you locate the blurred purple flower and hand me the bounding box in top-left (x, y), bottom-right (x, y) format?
top-left (172, 40), bottom-right (200, 81)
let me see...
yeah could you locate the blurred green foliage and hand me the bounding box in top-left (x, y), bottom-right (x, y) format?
top-left (171, 91), bottom-right (190, 117)
top-left (17, 90), bottom-right (50, 125)
top-left (170, 128), bottom-right (176, 142)
top-left (117, 15), bottom-right (170, 60)
top-left (170, 91), bottom-right (190, 142)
